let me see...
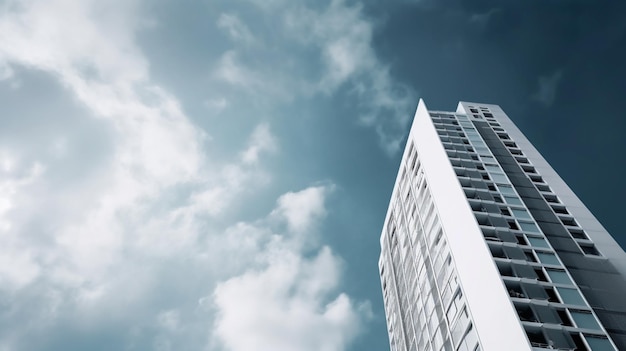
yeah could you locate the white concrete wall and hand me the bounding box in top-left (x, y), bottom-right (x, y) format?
top-left (412, 99), bottom-right (531, 351)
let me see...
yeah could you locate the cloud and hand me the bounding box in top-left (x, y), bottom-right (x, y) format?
top-left (212, 186), bottom-right (370, 351)
top-left (213, 50), bottom-right (292, 101)
top-left (217, 13), bottom-right (255, 45)
top-left (0, 1), bottom-right (368, 350)
top-left (271, 185), bottom-right (329, 234)
top-left (0, 60), bottom-right (13, 80)
top-left (214, 0), bottom-right (415, 154)
top-left (533, 69), bottom-right (563, 106)
top-left (204, 97), bottom-right (229, 113)
top-left (241, 123), bottom-right (278, 165)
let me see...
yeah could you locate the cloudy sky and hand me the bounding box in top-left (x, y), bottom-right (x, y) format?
top-left (0, 0), bottom-right (625, 350)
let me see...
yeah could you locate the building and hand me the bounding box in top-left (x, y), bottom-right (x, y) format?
top-left (378, 100), bottom-right (626, 351)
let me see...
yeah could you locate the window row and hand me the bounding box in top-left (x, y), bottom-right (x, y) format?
top-left (501, 136), bottom-right (603, 257)
top-left (515, 302), bottom-right (603, 331)
top-left (525, 325), bottom-right (615, 351)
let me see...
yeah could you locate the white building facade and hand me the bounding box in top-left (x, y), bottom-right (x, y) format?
top-left (379, 100), bottom-right (626, 351)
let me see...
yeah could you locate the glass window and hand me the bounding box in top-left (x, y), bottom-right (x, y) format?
top-left (475, 147), bottom-right (490, 155)
top-left (546, 269), bottom-right (573, 285)
top-left (519, 221), bottom-right (540, 233)
top-left (528, 237), bottom-right (550, 248)
top-left (504, 196), bottom-right (523, 205)
top-left (537, 252), bottom-right (560, 266)
top-left (571, 311), bottom-right (601, 330)
top-left (485, 165), bottom-right (500, 172)
top-left (557, 287), bottom-right (587, 306)
top-left (498, 185), bottom-right (515, 195)
top-left (490, 173), bottom-right (508, 184)
top-left (462, 324), bottom-right (479, 351)
top-left (512, 209), bottom-right (531, 219)
top-left (481, 156), bottom-right (495, 163)
top-left (584, 336), bottom-right (615, 351)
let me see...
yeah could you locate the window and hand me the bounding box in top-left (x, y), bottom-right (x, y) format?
top-left (557, 310), bottom-right (574, 326)
top-left (490, 173), bottom-right (509, 184)
top-left (580, 243), bottom-right (602, 256)
top-left (569, 229), bottom-right (588, 240)
top-left (546, 269), bottom-right (573, 285)
top-left (536, 184), bottom-right (552, 192)
top-left (551, 205), bottom-right (568, 214)
top-left (570, 333), bottom-right (588, 350)
top-left (515, 157), bottom-right (529, 164)
top-left (537, 252), bottom-right (560, 266)
top-left (557, 287), bottom-right (587, 306)
top-left (475, 146), bottom-right (490, 155)
top-left (485, 165), bottom-right (500, 172)
top-left (528, 237), bottom-right (550, 248)
top-left (524, 250), bottom-right (537, 262)
top-left (534, 268), bottom-right (548, 282)
top-left (584, 335), bottom-right (615, 351)
top-left (560, 217), bottom-right (578, 227)
top-left (498, 185), bottom-right (516, 195)
top-left (490, 245), bottom-right (507, 259)
top-left (544, 194), bottom-right (560, 203)
top-left (519, 221), bottom-right (540, 233)
top-left (570, 311), bottom-right (601, 330)
top-left (526, 328), bottom-right (549, 348)
top-left (512, 209), bottom-right (532, 220)
top-left (504, 196), bottom-right (523, 206)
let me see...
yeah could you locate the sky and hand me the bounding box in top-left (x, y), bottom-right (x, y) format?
top-left (0, 0), bottom-right (625, 350)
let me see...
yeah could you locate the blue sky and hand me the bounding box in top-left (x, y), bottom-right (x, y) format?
top-left (0, 0), bottom-right (625, 350)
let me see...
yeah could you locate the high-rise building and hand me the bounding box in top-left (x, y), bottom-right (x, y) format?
top-left (378, 100), bottom-right (626, 351)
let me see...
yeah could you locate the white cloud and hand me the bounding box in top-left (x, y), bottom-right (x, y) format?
top-left (212, 186), bottom-right (369, 351)
top-left (0, 152), bottom-right (43, 289)
top-left (287, 0), bottom-right (414, 154)
top-left (204, 97), bottom-right (229, 113)
top-left (284, 0), bottom-right (375, 91)
top-left (158, 309), bottom-right (182, 332)
top-left (0, 2), bottom-right (368, 350)
top-left (271, 185), bottom-right (329, 234)
top-left (217, 13), bottom-right (255, 45)
top-left (241, 123), bottom-right (277, 165)
top-left (0, 60), bottom-right (13, 80)
top-left (216, 0), bottom-right (414, 154)
top-left (214, 50), bottom-right (261, 90)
